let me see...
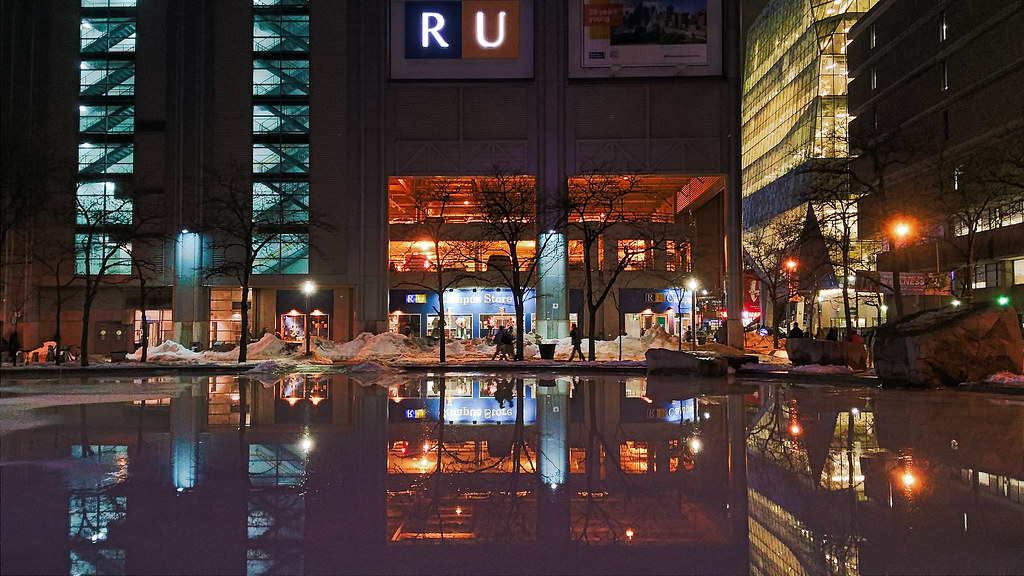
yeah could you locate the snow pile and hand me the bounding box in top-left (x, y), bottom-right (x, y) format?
top-left (791, 364), bottom-right (855, 374)
top-left (320, 332), bottom-right (421, 360)
top-left (203, 333), bottom-right (290, 361)
top-left (127, 340), bottom-right (202, 363)
top-left (983, 371), bottom-right (1024, 384)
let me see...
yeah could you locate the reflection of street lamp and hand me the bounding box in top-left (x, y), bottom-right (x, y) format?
top-left (688, 278), bottom-right (698, 350)
top-left (302, 280), bottom-right (316, 357)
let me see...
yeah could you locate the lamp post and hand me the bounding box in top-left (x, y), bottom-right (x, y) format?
top-left (785, 258), bottom-right (797, 329)
top-left (892, 221), bottom-right (910, 319)
top-left (302, 280), bottom-right (316, 357)
top-left (688, 278), bottom-right (698, 350)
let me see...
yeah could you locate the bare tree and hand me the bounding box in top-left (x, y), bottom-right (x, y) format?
top-left (471, 170), bottom-right (550, 361)
top-left (203, 164), bottom-right (325, 362)
top-left (567, 172), bottom-right (670, 360)
top-left (74, 185), bottom-right (163, 366)
top-left (31, 243), bottom-right (79, 364)
top-left (743, 214), bottom-right (803, 348)
top-left (392, 177), bottom-right (480, 363)
top-left (935, 132), bottom-right (1024, 303)
top-left (127, 237), bottom-right (168, 363)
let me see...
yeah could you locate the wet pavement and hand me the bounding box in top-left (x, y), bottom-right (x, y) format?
top-left (2, 370), bottom-right (1023, 575)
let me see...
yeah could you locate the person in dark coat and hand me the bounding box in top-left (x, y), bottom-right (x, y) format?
top-left (788, 323), bottom-right (804, 339)
top-left (8, 330), bottom-right (20, 365)
top-left (568, 324), bottom-right (583, 361)
top-left (826, 327), bottom-right (838, 341)
top-left (490, 326), bottom-right (506, 360)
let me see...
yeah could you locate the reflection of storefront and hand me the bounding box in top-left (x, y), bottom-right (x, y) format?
top-left (387, 376), bottom-right (537, 424)
top-left (619, 289), bottom-right (691, 338)
top-left (276, 289), bottom-right (334, 343)
top-left (388, 289), bottom-right (536, 338)
top-left (275, 374), bottom-right (331, 424)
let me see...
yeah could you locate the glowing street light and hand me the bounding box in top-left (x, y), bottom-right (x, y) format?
top-left (302, 280), bottom-right (316, 357)
top-left (688, 278), bottom-right (699, 350)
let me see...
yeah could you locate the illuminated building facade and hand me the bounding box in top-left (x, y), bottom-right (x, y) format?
top-left (740, 0), bottom-right (879, 332)
top-left (0, 0), bottom-right (746, 352)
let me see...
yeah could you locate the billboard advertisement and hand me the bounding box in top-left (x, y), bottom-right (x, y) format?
top-left (570, 0), bottom-right (722, 77)
top-left (391, 0), bottom-right (534, 79)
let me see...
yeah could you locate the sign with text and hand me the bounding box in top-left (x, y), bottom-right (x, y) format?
top-left (570, 0), bottom-right (722, 77)
top-left (391, 0), bottom-right (534, 78)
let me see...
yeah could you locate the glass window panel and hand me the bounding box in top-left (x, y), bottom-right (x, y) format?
top-left (82, 0), bottom-right (137, 6)
top-left (254, 233), bottom-right (309, 275)
top-left (253, 181), bottom-right (309, 223)
top-left (81, 17), bottom-right (136, 53)
top-left (253, 143), bottom-right (309, 173)
top-left (253, 14), bottom-right (310, 52)
top-left (252, 59), bottom-right (309, 96)
top-left (253, 104), bottom-right (309, 133)
top-left (76, 234), bottom-right (132, 275)
top-left (76, 181), bottom-right (132, 225)
top-left (79, 104), bottom-right (135, 134)
top-left (78, 143), bottom-right (133, 174)
top-left (80, 60), bottom-right (135, 97)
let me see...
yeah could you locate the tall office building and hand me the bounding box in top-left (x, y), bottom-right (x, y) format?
top-left (848, 0), bottom-right (1024, 319)
top-left (1, 1), bottom-right (747, 353)
top-left (741, 0), bottom-right (881, 332)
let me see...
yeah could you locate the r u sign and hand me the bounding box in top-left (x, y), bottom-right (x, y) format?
top-left (404, 1), bottom-right (520, 59)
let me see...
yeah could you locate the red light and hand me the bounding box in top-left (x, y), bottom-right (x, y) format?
top-left (789, 422), bottom-right (802, 436)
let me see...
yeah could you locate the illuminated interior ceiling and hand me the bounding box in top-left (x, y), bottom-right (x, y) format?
top-left (388, 175), bottom-right (725, 224)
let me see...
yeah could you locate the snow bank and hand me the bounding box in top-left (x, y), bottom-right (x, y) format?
top-left (127, 340), bottom-right (202, 363)
top-left (983, 371), bottom-right (1024, 384)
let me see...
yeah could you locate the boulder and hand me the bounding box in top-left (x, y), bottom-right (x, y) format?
top-left (646, 348), bottom-right (729, 377)
top-left (786, 339), bottom-right (868, 370)
top-left (873, 303), bottom-right (1023, 388)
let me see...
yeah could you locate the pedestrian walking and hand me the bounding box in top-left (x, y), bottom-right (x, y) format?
top-left (568, 324), bottom-right (583, 361)
top-left (490, 326), bottom-right (506, 360)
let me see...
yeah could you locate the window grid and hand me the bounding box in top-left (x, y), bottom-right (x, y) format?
top-left (741, 0), bottom-right (875, 195)
top-left (253, 0), bottom-right (310, 276)
top-left (79, 2), bottom-right (135, 274)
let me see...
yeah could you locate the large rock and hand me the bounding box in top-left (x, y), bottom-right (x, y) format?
top-left (786, 339), bottom-right (868, 370)
top-left (873, 303), bottom-right (1023, 388)
top-left (645, 348), bottom-right (729, 377)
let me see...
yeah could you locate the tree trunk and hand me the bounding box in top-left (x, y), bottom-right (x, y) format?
top-left (587, 303), bottom-right (599, 361)
top-left (437, 293), bottom-right (447, 363)
top-left (238, 284), bottom-right (250, 363)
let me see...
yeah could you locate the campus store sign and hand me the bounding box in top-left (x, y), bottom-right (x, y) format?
top-left (390, 397), bottom-right (537, 424)
top-left (618, 288), bottom-right (692, 314)
top-left (389, 288), bottom-right (536, 332)
top-left (390, 0), bottom-right (534, 79)
top-left (569, 0), bottom-right (723, 77)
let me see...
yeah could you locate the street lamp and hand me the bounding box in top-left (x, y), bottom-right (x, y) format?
top-left (302, 280), bottom-right (316, 357)
top-left (785, 258), bottom-right (797, 329)
top-left (688, 278), bottom-right (698, 350)
top-left (891, 220), bottom-right (912, 318)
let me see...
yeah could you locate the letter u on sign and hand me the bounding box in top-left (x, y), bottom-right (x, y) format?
top-left (405, 1), bottom-right (519, 60)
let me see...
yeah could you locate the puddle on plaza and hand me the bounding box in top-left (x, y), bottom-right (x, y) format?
top-left (1, 372), bottom-right (1023, 575)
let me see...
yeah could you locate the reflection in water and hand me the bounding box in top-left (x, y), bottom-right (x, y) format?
top-left (1, 373), bottom-right (1022, 575)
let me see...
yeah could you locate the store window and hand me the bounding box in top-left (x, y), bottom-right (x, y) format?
top-left (425, 314), bottom-right (473, 340)
top-left (133, 309), bottom-right (172, 346)
top-left (1014, 259), bottom-right (1024, 285)
top-left (209, 288), bottom-right (251, 346)
top-left (390, 312), bottom-right (421, 336)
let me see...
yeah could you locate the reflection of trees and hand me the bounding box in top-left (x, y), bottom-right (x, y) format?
top-left (391, 376), bottom-right (539, 542)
